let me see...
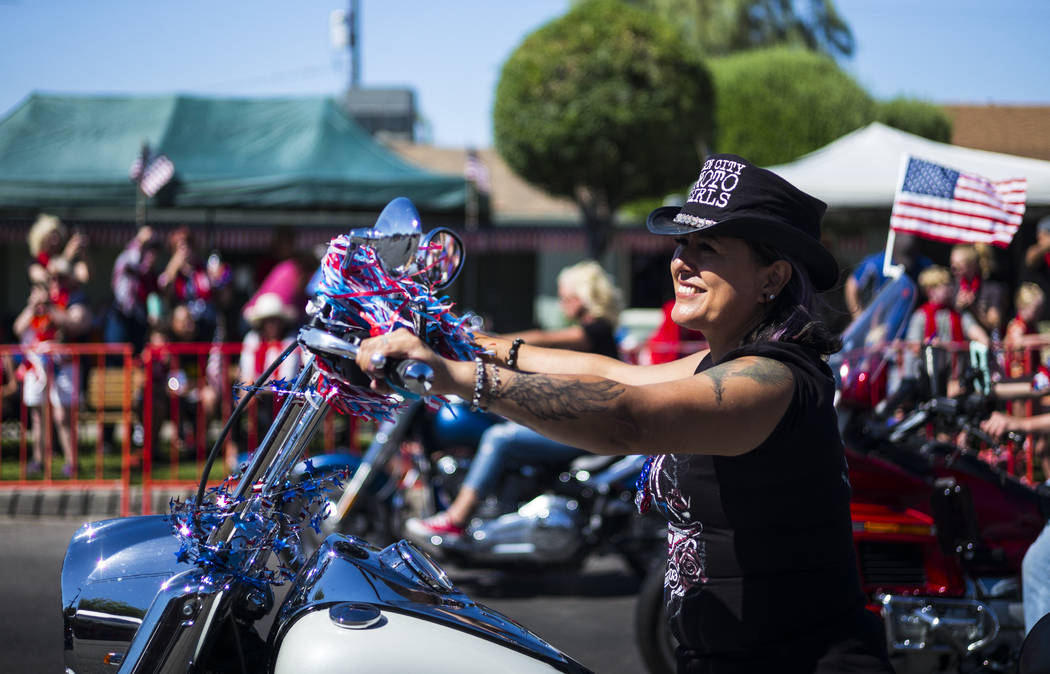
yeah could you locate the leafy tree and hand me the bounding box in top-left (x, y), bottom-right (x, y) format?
top-left (494, 0), bottom-right (714, 257)
top-left (709, 47), bottom-right (875, 166)
top-left (622, 0), bottom-right (854, 59)
top-left (876, 98), bottom-right (953, 142)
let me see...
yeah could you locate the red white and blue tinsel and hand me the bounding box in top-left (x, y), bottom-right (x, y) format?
top-left (169, 461), bottom-right (347, 588)
top-left (308, 233), bottom-right (481, 420)
top-left (169, 233), bottom-right (481, 588)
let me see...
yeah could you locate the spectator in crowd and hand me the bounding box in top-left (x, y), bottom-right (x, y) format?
top-left (905, 266), bottom-right (990, 348)
top-left (142, 303), bottom-right (220, 458)
top-left (14, 259), bottom-right (93, 476)
top-left (405, 259), bottom-right (623, 538)
top-left (105, 225), bottom-right (163, 354)
top-left (158, 227), bottom-right (231, 340)
top-left (950, 243), bottom-right (1007, 338)
top-left (844, 232), bottom-right (932, 319)
top-left (26, 213), bottom-right (89, 287)
top-left (644, 298), bottom-right (706, 364)
top-left (233, 292), bottom-right (303, 466)
top-left (243, 252), bottom-right (316, 331)
top-left (1024, 216), bottom-right (1050, 314)
top-left (238, 293), bottom-right (303, 384)
top-left (1005, 282), bottom-right (1046, 379)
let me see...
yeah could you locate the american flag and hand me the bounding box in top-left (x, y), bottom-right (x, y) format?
top-left (129, 144), bottom-right (175, 197)
top-left (464, 148), bottom-right (490, 194)
top-left (139, 155), bottom-right (174, 197)
top-left (889, 156), bottom-right (1026, 248)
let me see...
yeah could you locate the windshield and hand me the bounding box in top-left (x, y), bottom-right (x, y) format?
top-left (840, 274), bottom-right (918, 355)
top-left (831, 274), bottom-right (918, 409)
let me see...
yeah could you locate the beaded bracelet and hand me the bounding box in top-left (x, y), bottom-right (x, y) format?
top-left (507, 338), bottom-right (525, 370)
top-left (470, 356), bottom-right (487, 412)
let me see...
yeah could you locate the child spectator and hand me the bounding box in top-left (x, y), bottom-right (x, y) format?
top-left (906, 265), bottom-right (990, 347)
top-left (13, 259), bottom-right (92, 476)
top-left (1005, 283), bottom-right (1046, 379)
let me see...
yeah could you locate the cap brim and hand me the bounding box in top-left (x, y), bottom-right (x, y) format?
top-left (646, 206), bottom-right (695, 235)
top-left (645, 207), bottom-right (839, 292)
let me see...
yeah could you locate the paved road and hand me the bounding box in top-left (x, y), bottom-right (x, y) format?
top-left (0, 516), bottom-right (648, 673)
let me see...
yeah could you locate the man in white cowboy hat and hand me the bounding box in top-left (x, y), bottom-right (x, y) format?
top-left (239, 292), bottom-right (302, 385)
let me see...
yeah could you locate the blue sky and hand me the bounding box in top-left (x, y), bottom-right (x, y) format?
top-left (2, 1), bottom-right (1048, 149)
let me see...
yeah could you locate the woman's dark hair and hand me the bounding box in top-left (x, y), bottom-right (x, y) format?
top-left (744, 241), bottom-right (841, 357)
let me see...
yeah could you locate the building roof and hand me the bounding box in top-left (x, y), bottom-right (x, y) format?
top-left (386, 141), bottom-right (580, 225)
top-left (944, 104), bottom-right (1050, 162)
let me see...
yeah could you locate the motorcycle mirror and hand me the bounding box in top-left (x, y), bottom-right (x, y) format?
top-left (346, 197), bottom-right (422, 278)
top-left (416, 227), bottom-right (464, 290)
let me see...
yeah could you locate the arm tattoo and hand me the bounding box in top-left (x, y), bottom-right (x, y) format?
top-left (700, 358), bottom-right (792, 405)
top-left (499, 374), bottom-right (624, 421)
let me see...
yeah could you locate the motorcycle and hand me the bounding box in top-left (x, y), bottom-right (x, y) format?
top-left (633, 273), bottom-right (1050, 674)
top-left (303, 395), bottom-right (665, 578)
top-left (59, 198), bottom-right (593, 673)
top-left (835, 274), bottom-right (1049, 673)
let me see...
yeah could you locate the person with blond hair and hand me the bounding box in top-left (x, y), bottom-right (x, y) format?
top-left (950, 243), bottom-right (1007, 336)
top-left (26, 213), bottom-right (89, 286)
top-left (1005, 282), bottom-right (1046, 376)
top-left (405, 259), bottom-right (624, 538)
top-left (496, 259), bottom-right (623, 357)
top-left (906, 265), bottom-right (989, 347)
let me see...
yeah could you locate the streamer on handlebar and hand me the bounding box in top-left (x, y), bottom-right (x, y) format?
top-left (308, 233), bottom-right (481, 418)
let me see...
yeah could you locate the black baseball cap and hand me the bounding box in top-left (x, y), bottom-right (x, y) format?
top-left (647, 154), bottom-right (839, 291)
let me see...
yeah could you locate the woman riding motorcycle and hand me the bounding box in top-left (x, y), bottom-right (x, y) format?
top-left (357, 154), bottom-right (893, 674)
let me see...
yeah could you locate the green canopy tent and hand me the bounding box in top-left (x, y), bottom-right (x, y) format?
top-left (0, 93), bottom-right (466, 211)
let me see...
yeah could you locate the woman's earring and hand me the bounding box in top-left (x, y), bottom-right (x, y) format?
top-left (768, 294), bottom-right (776, 301)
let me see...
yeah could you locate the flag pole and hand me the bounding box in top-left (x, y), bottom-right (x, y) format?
top-left (883, 153), bottom-right (913, 280)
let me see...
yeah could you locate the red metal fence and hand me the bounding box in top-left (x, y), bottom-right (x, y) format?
top-left (0, 342), bottom-right (364, 516)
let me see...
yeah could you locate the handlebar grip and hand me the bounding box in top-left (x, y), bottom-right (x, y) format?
top-left (385, 359), bottom-right (434, 396)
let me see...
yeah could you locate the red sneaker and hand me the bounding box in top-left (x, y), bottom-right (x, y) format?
top-left (404, 512), bottom-right (465, 539)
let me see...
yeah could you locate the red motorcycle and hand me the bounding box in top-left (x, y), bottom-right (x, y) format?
top-left (835, 274), bottom-right (1047, 673)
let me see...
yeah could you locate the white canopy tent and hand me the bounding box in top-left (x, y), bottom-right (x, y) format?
top-left (767, 122), bottom-right (1050, 209)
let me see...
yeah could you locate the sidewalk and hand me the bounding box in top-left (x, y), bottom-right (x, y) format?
top-left (0, 485), bottom-right (193, 519)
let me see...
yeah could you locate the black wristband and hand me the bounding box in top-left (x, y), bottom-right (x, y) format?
top-left (507, 338), bottom-right (525, 370)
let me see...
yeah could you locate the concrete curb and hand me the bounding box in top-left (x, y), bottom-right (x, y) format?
top-left (0, 486), bottom-right (195, 519)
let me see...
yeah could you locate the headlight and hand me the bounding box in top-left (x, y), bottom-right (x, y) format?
top-left (881, 595), bottom-right (998, 654)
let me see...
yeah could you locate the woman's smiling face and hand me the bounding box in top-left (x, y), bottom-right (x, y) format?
top-left (669, 233), bottom-right (769, 340)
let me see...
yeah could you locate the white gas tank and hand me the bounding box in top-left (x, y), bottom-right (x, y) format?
top-left (274, 603), bottom-right (566, 673)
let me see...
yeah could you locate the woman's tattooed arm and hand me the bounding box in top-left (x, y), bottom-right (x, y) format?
top-left (498, 373), bottom-right (625, 421)
top-left (699, 358), bottom-right (792, 404)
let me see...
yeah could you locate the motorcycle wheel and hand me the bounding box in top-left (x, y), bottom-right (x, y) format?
top-left (634, 557), bottom-right (676, 674)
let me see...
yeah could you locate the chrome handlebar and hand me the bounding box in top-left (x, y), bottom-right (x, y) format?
top-left (298, 326), bottom-right (434, 396)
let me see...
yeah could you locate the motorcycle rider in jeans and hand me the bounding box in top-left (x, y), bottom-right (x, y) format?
top-left (406, 259), bottom-right (623, 538)
top-left (360, 155), bottom-right (894, 673)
